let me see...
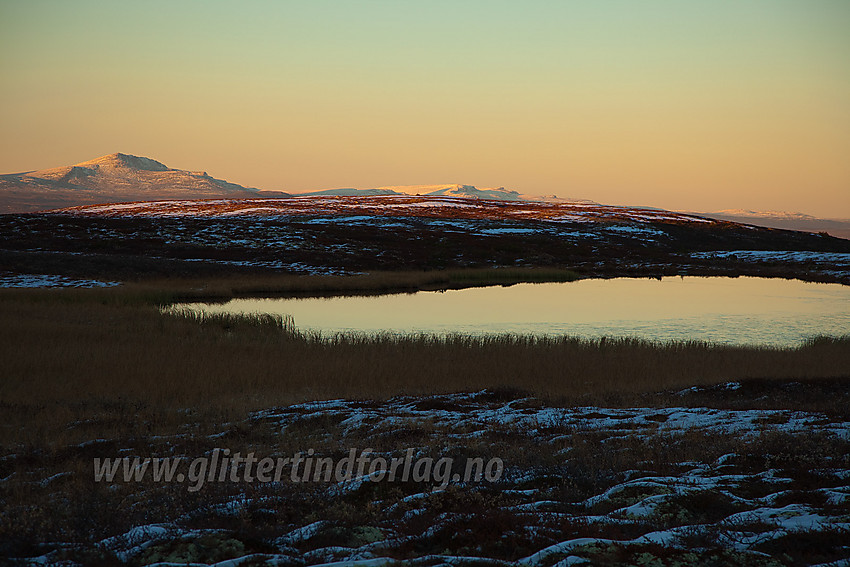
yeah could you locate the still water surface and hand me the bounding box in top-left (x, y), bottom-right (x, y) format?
top-left (173, 277), bottom-right (850, 346)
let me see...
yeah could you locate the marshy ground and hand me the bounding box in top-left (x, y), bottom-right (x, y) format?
top-left (1, 280), bottom-right (849, 565)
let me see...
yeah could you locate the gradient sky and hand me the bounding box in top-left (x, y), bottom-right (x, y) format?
top-left (2, 0), bottom-right (848, 216)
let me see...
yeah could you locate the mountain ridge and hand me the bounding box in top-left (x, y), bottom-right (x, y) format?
top-left (0, 153), bottom-right (563, 213)
top-left (2, 153), bottom-right (847, 240)
top-left (292, 184), bottom-right (538, 201)
top-left (0, 153), bottom-right (277, 213)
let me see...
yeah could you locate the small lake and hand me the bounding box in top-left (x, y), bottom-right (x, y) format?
top-left (170, 277), bottom-right (850, 347)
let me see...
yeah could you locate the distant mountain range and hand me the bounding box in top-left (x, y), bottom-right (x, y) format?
top-left (0, 154), bottom-right (543, 213)
top-left (2, 153), bottom-right (847, 239)
top-left (694, 210), bottom-right (850, 240)
top-left (292, 184), bottom-right (538, 201)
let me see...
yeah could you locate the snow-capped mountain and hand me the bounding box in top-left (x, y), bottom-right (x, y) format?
top-left (290, 184), bottom-right (543, 201)
top-left (0, 153), bottom-right (284, 213)
top-left (0, 153), bottom-right (573, 213)
top-left (376, 184), bottom-right (525, 200)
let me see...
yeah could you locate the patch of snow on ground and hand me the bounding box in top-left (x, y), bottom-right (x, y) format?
top-left (481, 227), bottom-right (539, 235)
top-left (15, 388), bottom-right (850, 565)
top-left (692, 250), bottom-right (850, 266)
top-left (0, 273), bottom-right (120, 288)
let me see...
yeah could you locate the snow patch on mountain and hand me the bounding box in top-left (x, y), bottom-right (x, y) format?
top-left (296, 188), bottom-right (401, 197)
top-left (76, 152), bottom-right (170, 172)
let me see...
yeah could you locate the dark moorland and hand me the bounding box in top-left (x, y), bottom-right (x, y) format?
top-left (1, 197), bottom-right (849, 565)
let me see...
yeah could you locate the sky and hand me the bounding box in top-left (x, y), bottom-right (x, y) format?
top-left (1, 0), bottom-right (848, 217)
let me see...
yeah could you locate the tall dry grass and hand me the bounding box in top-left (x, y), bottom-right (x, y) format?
top-left (2, 282), bottom-right (849, 447)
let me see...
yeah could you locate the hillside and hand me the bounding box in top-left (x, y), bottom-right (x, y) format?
top-left (0, 194), bottom-right (847, 286)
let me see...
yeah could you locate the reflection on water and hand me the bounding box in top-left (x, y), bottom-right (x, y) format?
top-left (172, 277), bottom-right (850, 347)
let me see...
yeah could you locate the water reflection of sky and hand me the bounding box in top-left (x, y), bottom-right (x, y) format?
top-left (177, 277), bottom-right (850, 347)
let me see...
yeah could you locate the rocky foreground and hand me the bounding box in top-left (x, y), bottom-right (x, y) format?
top-left (4, 382), bottom-right (850, 565)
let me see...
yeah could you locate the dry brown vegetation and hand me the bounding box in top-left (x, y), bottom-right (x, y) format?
top-left (2, 272), bottom-right (849, 449)
top-left (1, 272), bottom-right (849, 565)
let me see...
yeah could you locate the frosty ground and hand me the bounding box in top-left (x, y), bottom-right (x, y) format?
top-left (3, 380), bottom-right (849, 566)
top-left (3, 195), bottom-right (850, 285)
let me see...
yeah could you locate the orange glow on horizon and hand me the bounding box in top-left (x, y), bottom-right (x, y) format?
top-left (1, 1), bottom-right (848, 217)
